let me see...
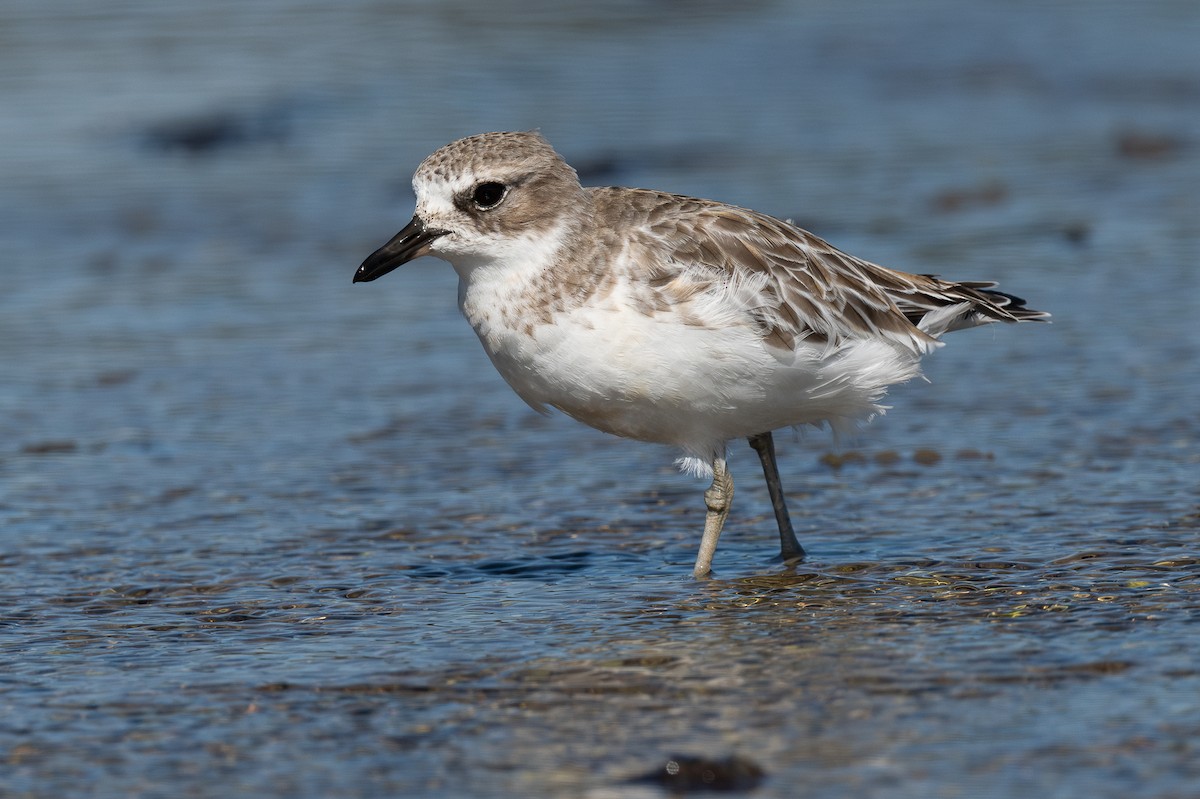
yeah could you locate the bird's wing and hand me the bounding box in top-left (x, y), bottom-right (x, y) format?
top-left (615, 190), bottom-right (1046, 354)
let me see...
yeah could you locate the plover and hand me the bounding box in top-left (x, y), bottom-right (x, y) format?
top-left (355, 131), bottom-right (1047, 577)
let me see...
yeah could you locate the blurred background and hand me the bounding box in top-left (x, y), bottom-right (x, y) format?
top-left (2, 1), bottom-right (1198, 797)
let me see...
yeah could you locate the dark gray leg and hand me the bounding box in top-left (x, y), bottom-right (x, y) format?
top-left (747, 432), bottom-right (805, 561)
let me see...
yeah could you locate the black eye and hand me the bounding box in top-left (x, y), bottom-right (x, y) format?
top-left (472, 182), bottom-right (506, 209)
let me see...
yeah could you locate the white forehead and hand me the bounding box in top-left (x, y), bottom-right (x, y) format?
top-left (411, 171), bottom-right (471, 218)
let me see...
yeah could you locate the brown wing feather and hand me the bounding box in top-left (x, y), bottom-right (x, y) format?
top-left (590, 188), bottom-right (1047, 352)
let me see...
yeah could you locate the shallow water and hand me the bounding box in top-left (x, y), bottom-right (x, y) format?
top-left (2, 1), bottom-right (1199, 796)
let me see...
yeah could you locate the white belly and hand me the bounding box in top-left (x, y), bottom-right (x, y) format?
top-left (461, 280), bottom-right (922, 462)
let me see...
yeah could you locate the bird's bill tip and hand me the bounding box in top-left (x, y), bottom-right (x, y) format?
top-left (354, 216), bottom-right (442, 283)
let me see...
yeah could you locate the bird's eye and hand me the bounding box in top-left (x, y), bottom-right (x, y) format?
top-left (471, 182), bottom-right (506, 209)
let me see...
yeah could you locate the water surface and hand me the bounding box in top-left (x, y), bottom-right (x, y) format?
top-left (2, 1), bottom-right (1198, 796)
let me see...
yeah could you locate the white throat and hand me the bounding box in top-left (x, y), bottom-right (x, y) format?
top-left (445, 219), bottom-right (573, 289)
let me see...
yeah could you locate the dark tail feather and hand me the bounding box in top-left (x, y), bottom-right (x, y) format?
top-left (975, 287), bottom-right (1051, 322)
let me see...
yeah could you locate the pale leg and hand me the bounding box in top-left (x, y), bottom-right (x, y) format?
top-left (693, 454), bottom-right (733, 578)
top-left (747, 432), bottom-right (805, 561)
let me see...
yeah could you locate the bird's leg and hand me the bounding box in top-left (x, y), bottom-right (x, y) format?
top-left (693, 453), bottom-right (733, 578)
top-left (747, 432), bottom-right (805, 562)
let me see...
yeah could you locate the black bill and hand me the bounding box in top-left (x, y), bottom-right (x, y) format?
top-left (353, 216), bottom-right (445, 283)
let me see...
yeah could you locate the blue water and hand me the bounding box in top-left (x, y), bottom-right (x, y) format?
top-left (2, 1), bottom-right (1199, 796)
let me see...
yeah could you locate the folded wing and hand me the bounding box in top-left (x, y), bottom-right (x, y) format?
top-left (626, 191), bottom-right (1047, 354)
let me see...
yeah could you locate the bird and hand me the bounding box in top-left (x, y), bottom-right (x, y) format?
top-left (354, 131), bottom-right (1047, 577)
